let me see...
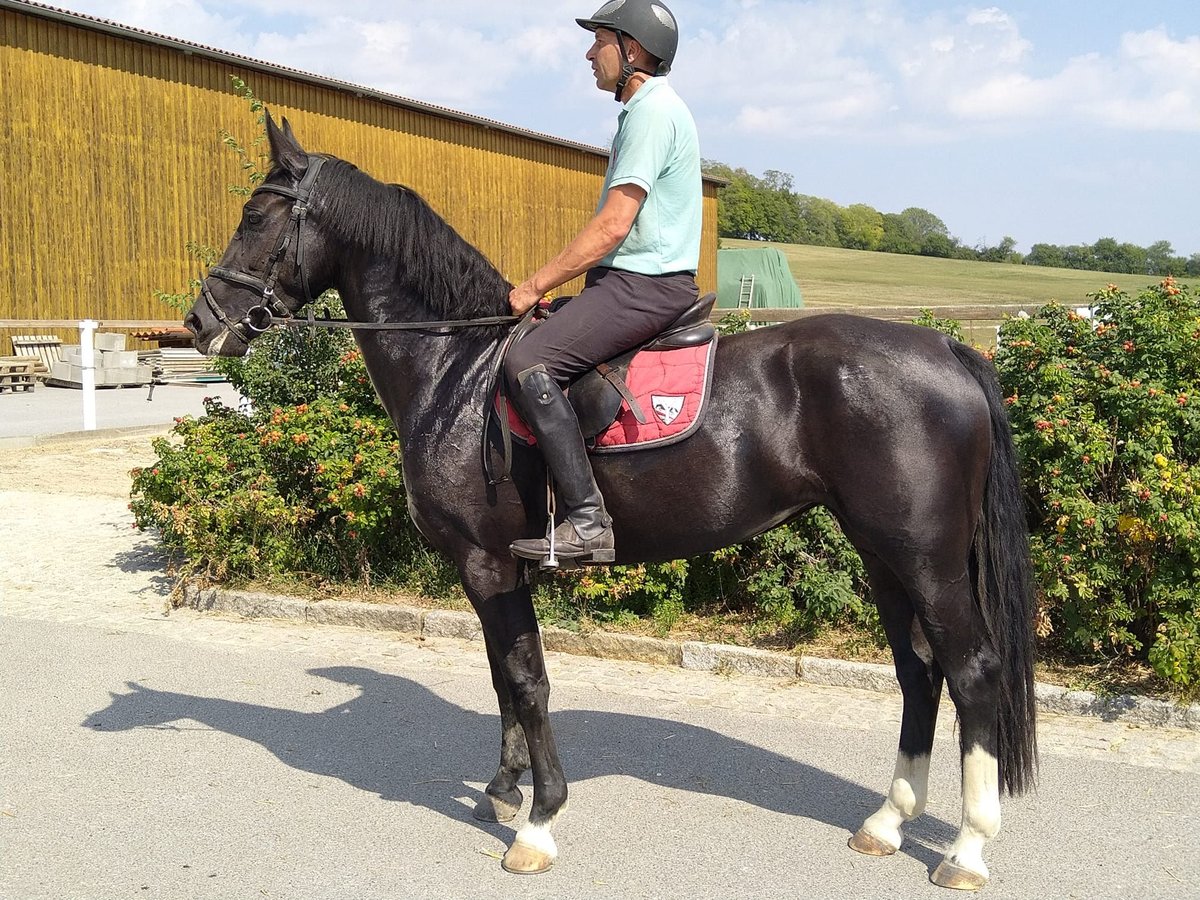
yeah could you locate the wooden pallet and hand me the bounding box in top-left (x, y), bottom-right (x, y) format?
top-left (0, 357), bottom-right (36, 392)
top-left (10, 335), bottom-right (61, 379)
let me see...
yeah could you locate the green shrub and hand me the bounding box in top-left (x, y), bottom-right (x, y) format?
top-left (131, 351), bottom-right (458, 594)
top-left (995, 277), bottom-right (1200, 687)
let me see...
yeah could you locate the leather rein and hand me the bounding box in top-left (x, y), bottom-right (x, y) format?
top-left (200, 154), bottom-right (520, 344)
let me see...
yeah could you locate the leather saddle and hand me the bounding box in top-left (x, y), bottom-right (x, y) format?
top-left (484, 292), bottom-right (718, 484)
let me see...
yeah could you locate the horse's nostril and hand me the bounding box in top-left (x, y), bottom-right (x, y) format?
top-left (183, 311), bottom-right (200, 334)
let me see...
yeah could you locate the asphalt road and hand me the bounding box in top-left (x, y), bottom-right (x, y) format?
top-left (2, 607), bottom-right (1197, 900)
top-left (0, 381), bottom-right (244, 444)
top-left (1, 434), bottom-right (1197, 900)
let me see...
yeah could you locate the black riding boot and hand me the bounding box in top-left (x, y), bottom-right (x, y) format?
top-left (508, 366), bottom-right (615, 564)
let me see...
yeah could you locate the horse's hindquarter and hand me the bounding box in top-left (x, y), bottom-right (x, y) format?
top-left (598, 315), bottom-right (993, 563)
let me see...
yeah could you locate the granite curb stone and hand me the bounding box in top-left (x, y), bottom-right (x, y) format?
top-left (682, 641), bottom-right (799, 678)
top-left (542, 627), bottom-right (682, 666)
top-left (192, 588), bottom-right (1200, 732)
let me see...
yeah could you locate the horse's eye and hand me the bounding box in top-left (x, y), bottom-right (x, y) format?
top-left (245, 209), bottom-right (264, 227)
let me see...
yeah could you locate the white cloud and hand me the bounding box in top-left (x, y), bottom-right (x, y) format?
top-left (64, 0), bottom-right (250, 50)
top-left (49, 1), bottom-right (1200, 137)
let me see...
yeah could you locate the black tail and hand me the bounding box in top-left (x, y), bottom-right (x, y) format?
top-left (950, 341), bottom-right (1038, 796)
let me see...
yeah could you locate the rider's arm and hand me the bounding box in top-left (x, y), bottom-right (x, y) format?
top-left (508, 183), bottom-right (646, 314)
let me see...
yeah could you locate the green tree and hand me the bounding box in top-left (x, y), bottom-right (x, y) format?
top-left (879, 213), bottom-right (920, 254)
top-left (898, 207), bottom-right (949, 242)
top-left (836, 203), bottom-right (884, 250)
top-left (1026, 243), bottom-right (1066, 268)
top-left (1145, 240), bottom-right (1186, 276)
top-left (920, 232), bottom-right (957, 258)
top-left (977, 236), bottom-right (1021, 264)
top-left (796, 195), bottom-right (842, 246)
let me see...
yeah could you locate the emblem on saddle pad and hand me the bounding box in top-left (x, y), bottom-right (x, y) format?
top-left (651, 394), bottom-right (685, 425)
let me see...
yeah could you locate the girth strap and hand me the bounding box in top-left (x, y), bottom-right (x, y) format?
top-left (596, 362), bottom-right (648, 424)
top-left (481, 309), bottom-right (538, 486)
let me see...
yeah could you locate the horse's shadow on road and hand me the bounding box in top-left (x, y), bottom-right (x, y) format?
top-left (82, 665), bottom-right (956, 869)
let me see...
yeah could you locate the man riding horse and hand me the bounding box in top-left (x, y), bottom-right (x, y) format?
top-left (505, 0), bottom-right (702, 566)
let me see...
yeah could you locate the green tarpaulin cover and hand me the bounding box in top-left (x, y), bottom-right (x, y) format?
top-left (716, 247), bottom-right (804, 309)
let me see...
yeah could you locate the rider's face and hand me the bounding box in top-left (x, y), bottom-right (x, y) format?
top-left (586, 28), bottom-right (623, 92)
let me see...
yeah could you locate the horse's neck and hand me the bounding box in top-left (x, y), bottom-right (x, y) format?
top-left (339, 273), bottom-right (503, 449)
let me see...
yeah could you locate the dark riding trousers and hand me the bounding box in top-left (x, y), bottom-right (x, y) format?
top-left (503, 266), bottom-right (699, 389)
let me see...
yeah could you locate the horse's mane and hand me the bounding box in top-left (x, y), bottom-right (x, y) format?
top-left (314, 157), bottom-right (513, 321)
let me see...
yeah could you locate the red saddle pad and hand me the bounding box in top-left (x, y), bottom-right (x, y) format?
top-left (504, 340), bottom-right (716, 453)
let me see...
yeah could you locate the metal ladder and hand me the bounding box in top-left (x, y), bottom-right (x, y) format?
top-left (737, 274), bottom-right (755, 308)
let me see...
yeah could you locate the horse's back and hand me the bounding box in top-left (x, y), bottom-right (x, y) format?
top-left (715, 313), bottom-right (991, 432)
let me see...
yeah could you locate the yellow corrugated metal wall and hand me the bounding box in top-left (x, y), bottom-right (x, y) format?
top-left (0, 6), bottom-right (720, 352)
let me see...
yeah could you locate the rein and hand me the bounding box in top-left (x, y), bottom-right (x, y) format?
top-left (271, 308), bottom-right (521, 333)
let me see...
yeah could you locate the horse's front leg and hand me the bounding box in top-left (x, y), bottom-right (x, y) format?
top-left (472, 635), bottom-right (530, 823)
top-left (463, 555), bottom-right (567, 874)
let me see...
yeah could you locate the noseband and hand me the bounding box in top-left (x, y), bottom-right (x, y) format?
top-left (200, 155), bottom-right (328, 344)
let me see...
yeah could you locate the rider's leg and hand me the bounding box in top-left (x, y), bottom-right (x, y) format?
top-left (503, 268), bottom-right (699, 563)
top-left (508, 364), bottom-right (614, 562)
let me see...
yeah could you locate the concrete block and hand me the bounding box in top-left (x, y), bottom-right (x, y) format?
top-left (99, 350), bottom-right (138, 368)
top-left (799, 656), bottom-right (900, 693)
top-left (94, 332), bottom-right (126, 351)
top-left (422, 609), bottom-right (483, 641)
top-left (101, 367), bottom-right (134, 385)
top-left (51, 362), bottom-right (86, 383)
top-left (542, 627), bottom-right (682, 666)
top-left (682, 642), bottom-right (797, 678)
top-left (306, 601), bottom-right (423, 633)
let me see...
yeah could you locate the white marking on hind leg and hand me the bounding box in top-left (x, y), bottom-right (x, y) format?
top-left (943, 746), bottom-right (1000, 881)
top-left (859, 752), bottom-right (931, 851)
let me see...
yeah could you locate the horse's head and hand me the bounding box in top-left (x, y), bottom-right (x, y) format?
top-left (82, 681), bottom-right (186, 732)
top-left (185, 110), bottom-right (334, 356)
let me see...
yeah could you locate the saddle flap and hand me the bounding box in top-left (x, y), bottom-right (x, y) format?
top-left (569, 348), bottom-right (637, 440)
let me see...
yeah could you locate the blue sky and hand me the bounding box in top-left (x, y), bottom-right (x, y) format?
top-left (56, 1), bottom-right (1200, 257)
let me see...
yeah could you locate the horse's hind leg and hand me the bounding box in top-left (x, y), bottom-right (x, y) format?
top-left (851, 553), bottom-right (944, 857)
top-left (903, 565), bottom-right (1003, 891)
top-left (473, 635), bottom-right (530, 824)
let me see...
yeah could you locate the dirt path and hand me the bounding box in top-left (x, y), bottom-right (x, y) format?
top-left (0, 432), bottom-right (162, 497)
top-left (0, 432), bottom-right (179, 623)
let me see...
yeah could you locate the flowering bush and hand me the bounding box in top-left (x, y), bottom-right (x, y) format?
top-left (995, 278), bottom-right (1200, 687)
top-left (537, 508), bottom-right (876, 639)
top-left (131, 344), bottom-right (458, 594)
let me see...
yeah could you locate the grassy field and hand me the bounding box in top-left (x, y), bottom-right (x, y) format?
top-left (723, 238), bottom-right (1172, 310)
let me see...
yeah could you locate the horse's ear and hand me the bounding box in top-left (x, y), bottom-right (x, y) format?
top-left (264, 108), bottom-right (307, 180)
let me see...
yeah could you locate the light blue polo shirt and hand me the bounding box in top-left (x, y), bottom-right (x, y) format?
top-left (598, 78), bottom-right (702, 275)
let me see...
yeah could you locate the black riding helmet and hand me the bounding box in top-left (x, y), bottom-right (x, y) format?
top-left (577, 0), bottom-right (679, 100)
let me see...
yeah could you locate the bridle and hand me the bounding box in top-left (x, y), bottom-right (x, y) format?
top-left (200, 156), bottom-right (328, 345)
top-left (199, 154), bottom-right (519, 345)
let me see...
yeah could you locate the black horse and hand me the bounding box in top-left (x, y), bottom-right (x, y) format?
top-left (185, 113), bottom-right (1036, 890)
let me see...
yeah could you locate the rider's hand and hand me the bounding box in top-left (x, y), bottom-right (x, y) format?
top-left (509, 280), bottom-right (544, 315)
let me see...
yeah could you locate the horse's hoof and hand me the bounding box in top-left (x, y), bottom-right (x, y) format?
top-left (473, 792), bottom-right (522, 823)
top-left (931, 860), bottom-right (988, 891)
top-left (848, 829), bottom-right (898, 856)
top-left (500, 841), bottom-right (555, 875)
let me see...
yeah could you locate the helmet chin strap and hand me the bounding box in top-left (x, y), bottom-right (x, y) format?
top-left (613, 31), bottom-right (656, 101)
